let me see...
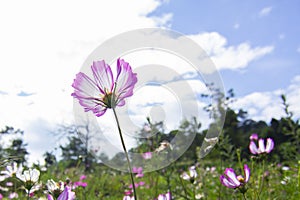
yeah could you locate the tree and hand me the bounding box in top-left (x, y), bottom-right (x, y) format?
top-left (43, 151), bottom-right (57, 167)
top-left (4, 138), bottom-right (29, 165)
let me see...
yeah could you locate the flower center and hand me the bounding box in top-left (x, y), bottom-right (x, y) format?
top-left (102, 92), bottom-right (116, 108)
top-left (237, 175), bottom-right (245, 183)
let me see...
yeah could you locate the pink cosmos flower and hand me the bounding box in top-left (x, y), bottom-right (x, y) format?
top-left (72, 58), bottom-right (137, 117)
top-left (220, 164), bottom-right (250, 189)
top-left (73, 181), bottom-right (88, 188)
top-left (249, 138), bottom-right (274, 155)
top-left (79, 175), bottom-right (86, 180)
top-left (132, 167), bottom-right (144, 178)
top-left (57, 186), bottom-right (75, 200)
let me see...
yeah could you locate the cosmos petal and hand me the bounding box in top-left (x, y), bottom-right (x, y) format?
top-left (258, 138), bottom-right (265, 153)
top-left (220, 175), bottom-right (238, 188)
top-left (91, 60), bottom-right (114, 93)
top-left (265, 138), bottom-right (274, 153)
top-left (243, 164), bottom-right (250, 183)
top-left (249, 140), bottom-right (258, 154)
top-left (224, 168), bottom-right (241, 187)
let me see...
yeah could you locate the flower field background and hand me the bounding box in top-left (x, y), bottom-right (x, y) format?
top-left (0, 93), bottom-right (299, 199)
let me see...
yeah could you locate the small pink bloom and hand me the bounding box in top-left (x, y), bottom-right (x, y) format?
top-left (132, 167), bottom-right (144, 178)
top-left (249, 133), bottom-right (258, 140)
top-left (138, 181), bottom-right (145, 186)
top-left (142, 152), bottom-right (152, 160)
top-left (129, 183), bottom-right (139, 189)
top-left (124, 190), bottom-right (132, 195)
top-left (6, 182), bottom-right (13, 187)
top-left (74, 181), bottom-right (88, 188)
top-left (249, 137), bottom-right (274, 154)
top-left (79, 175), bottom-right (86, 180)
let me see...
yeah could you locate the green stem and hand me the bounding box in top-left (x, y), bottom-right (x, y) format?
top-left (258, 159), bottom-right (265, 196)
top-left (112, 108), bottom-right (137, 200)
top-left (179, 173), bottom-right (189, 199)
top-left (236, 148), bottom-right (243, 173)
top-left (242, 192), bottom-right (247, 200)
top-left (193, 184), bottom-right (196, 200)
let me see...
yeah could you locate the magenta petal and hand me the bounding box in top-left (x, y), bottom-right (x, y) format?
top-left (91, 60), bottom-right (114, 93)
top-left (220, 175), bottom-right (238, 188)
top-left (57, 186), bottom-right (75, 200)
top-left (47, 194), bottom-right (54, 200)
top-left (249, 140), bottom-right (258, 154)
top-left (71, 72), bottom-right (107, 115)
top-left (243, 164), bottom-right (250, 183)
top-left (115, 58), bottom-right (137, 106)
top-left (250, 133), bottom-right (258, 140)
top-left (72, 72), bottom-right (99, 99)
top-left (224, 168), bottom-right (241, 187)
top-left (265, 138), bottom-right (274, 153)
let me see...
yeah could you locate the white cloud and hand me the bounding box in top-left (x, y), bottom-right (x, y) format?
top-left (0, 0), bottom-right (171, 165)
top-left (297, 47), bottom-right (300, 54)
top-left (188, 32), bottom-right (274, 70)
top-left (259, 6), bottom-right (273, 17)
top-left (232, 75), bottom-right (300, 122)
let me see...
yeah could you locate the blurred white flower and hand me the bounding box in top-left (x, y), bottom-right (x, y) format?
top-left (17, 168), bottom-right (40, 183)
top-left (1, 162), bottom-right (23, 178)
top-left (181, 166), bottom-right (198, 182)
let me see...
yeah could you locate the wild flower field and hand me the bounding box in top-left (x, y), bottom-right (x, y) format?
top-left (0, 128), bottom-right (299, 200)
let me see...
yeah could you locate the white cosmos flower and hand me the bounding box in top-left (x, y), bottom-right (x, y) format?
top-left (16, 168), bottom-right (40, 183)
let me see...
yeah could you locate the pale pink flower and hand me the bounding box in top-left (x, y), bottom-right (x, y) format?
top-left (142, 152), bottom-right (152, 160)
top-left (249, 138), bottom-right (274, 154)
top-left (72, 58), bottom-right (137, 117)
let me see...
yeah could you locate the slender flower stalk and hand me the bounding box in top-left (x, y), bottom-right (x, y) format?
top-left (258, 159), bottom-right (265, 197)
top-left (112, 107), bottom-right (137, 200)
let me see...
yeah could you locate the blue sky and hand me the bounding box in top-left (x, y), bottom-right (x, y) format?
top-left (151, 0), bottom-right (300, 96)
top-left (0, 0), bottom-right (299, 164)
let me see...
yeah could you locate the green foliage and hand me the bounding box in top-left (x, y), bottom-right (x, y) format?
top-left (60, 136), bottom-right (96, 170)
top-left (4, 138), bottom-right (29, 165)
